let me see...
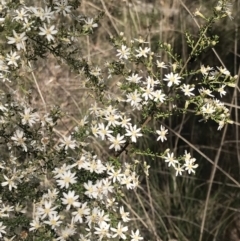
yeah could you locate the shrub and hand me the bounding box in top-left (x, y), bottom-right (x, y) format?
top-left (0, 0), bottom-right (235, 240)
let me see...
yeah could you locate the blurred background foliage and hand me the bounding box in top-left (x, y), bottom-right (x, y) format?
top-left (11, 0), bottom-right (240, 240)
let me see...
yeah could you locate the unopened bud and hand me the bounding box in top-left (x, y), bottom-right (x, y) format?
top-left (194, 9), bottom-right (206, 19)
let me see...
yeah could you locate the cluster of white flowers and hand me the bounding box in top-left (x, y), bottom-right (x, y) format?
top-left (0, 0), bottom-right (235, 239)
top-left (0, 0), bottom-right (97, 83)
top-left (215, 0), bottom-right (233, 20)
top-left (0, 94), bottom-right (144, 240)
top-left (0, 0), bottom-right (144, 240)
top-left (114, 41), bottom-right (236, 131)
top-left (27, 155), bottom-right (141, 240)
top-left (164, 151), bottom-right (198, 176)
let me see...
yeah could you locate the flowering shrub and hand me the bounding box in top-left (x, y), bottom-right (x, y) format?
top-left (0, 0), bottom-right (235, 240)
